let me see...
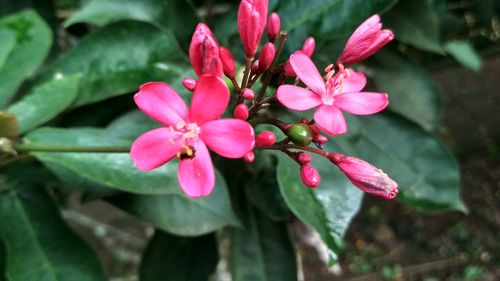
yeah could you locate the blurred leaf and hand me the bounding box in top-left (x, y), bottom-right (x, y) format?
top-left (444, 40), bottom-right (482, 72)
top-left (106, 110), bottom-right (159, 142)
top-left (384, 0), bottom-right (443, 54)
top-left (371, 50), bottom-right (442, 131)
top-left (64, 0), bottom-right (198, 45)
top-left (0, 185), bottom-right (107, 281)
top-left (0, 10), bottom-right (52, 108)
top-left (41, 21), bottom-right (187, 107)
top-left (0, 111), bottom-right (19, 139)
top-left (0, 29), bottom-right (16, 69)
top-left (140, 231), bottom-right (218, 281)
top-left (110, 171), bottom-right (240, 236)
top-left (230, 205), bottom-right (297, 281)
top-left (8, 74), bottom-right (80, 133)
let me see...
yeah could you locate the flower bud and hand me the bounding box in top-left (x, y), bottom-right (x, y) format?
top-left (238, 0), bottom-right (269, 58)
top-left (301, 37), bottom-right (316, 57)
top-left (314, 135), bottom-right (328, 144)
top-left (255, 131), bottom-right (276, 147)
top-left (300, 165), bottom-right (321, 188)
top-left (288, 123), bottom-right (313, 146)
top-left (241, 88), bottom-right (255, 100)
top-left (234, 103), bottom-right (249, 120)
top-left (251, 59), bottom-right (260, 74)
top-left (182, 78), bottom-right (196, 91)
top-left (328, 152), bottom-right (398, 199)
top-left (283, 60), bottom-right (296, 77)
top-left (259, 43), bottom-right (276, 72)
top-left (189, 23), bottom-right (223, 77)
top-left (219, 47), bottom-right (236, 78)
top-left (244, 151), bottom-right (255, 163)
top-left (267, 13), bottom-right (280, 42)
top-left (297, 152), bottom-right (312, 165)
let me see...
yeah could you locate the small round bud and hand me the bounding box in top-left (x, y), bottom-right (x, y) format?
top-left (298, 119), bottom-right (309, 124)
top-left (255, 131), bottom-right (276, 147)
top-left (297, 152), bottom-right (312, 165)
top-left (233, 104), bottom-right (249, 120)
top-left (244, 151), bottom-right (255, 163)
top-left (288, 123), bottom-right (313, 146)
top-left (267, 13), bottom-right (281, 42)
top-left (251, 59), bottom-right (260, 74)
top-left (314, 135), bottom-right (328, 144)
top-left (301, 37), bottom-right (316, 57)
top-left (300, 165), bottom-right (321, 188)
top-left (310, 125), bottom-right (320, 136)
top-left (283, 60), bottom-right (296, 77)
top-left (219, 47), bottom-right (236, 78)
top-left (259, 43), bottom-right (276, 72)
top-left (241, 88), bottom-right (255, 100)
top-left (182, 78), bottom-right (196, 91)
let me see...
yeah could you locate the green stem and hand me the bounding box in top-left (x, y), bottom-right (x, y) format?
top-left (14, 143), bottom-right (130, 153)
top-left (255, 32), bottom-right (287, 103)
top-left (241, 57), bottom-right (253, 90)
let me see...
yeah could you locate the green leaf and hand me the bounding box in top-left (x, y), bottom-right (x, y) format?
top-left (109, 171), bottom-right (241, 236)
top-left (64, 0), bottom-right (198, 46)
top-left (230, 206), bottom-right (297, 281)
top-left (0, 111), bottom-right (19, 139)
top-left (140, 231), bottom-right (218, 281)
top-left (8, 74), bottom-right (80, 133)
top-left (444, 40), bottom-right (482, 72)
top-left (371, 50), bottom-right (442, 131)
top-left (41, 21), bottom-right (187, 107)
top-left (0, 29), bottom-right (16, 69)
top-left (0, 185), bottom-right (107, 281)
top-left (0, 10), bottom-right (52, 108)
top-left (384, 0), bottom-right (444, 54)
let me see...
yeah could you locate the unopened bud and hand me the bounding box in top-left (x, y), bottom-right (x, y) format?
top-left (255, 131), bottom-right (276, 147)
top-left (283, 60), bottom-right (296, 77)
top-left (259, 43), bottom-right (276, 72)
top-left (314, 135), bottom-right (328, 144)
top-left (297, 152), bottom-right (312, 165)
top-left (219, 47), bottom-right (236, 78)
top-left (244, 151), bottom-right (255, 163)
top-left (238, 0), bottom-right (269, 58)
top-left (241, 88), bottom-right (255, 100)
top-left (234, 104), bottom-right (249, 120)
top-left (310, 125), bottom-right (320, 136)
top-left (301, 37), bottom-right (316, 57)
top-left (182, 78), bottom-right (197, 91)
top-left (267, 13), bottom-right (280, 42)
top-left (300, 165), bottom-right (320, 188)
top-left (251, 59), bottom-right (260, 74)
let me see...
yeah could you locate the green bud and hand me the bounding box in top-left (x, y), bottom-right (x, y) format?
top-left (288, 123), bottom-right (313, 146)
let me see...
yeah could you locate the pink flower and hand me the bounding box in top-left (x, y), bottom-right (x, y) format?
top-left (337, 15), bottom-right (394, 65)
top-left (238, 0), bottom-right (269, 58)
top-left (276, 52), bottom-right (389, 135)
top-left (189, 23), bottom-right (223, 77)
top-left (130, 75), bottom-right (255, 198)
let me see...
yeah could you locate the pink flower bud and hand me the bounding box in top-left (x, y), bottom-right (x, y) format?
top-left (189, 23), bottom-right (223, 77)
top-left (297, 152), bottom-right (312, 165)
top-left (255, 131), bottom-right (276, 147)
top-left (300, 165), bottom-right (320, 188)
top-left (301, 37), bottom-right (316, 57)
top-left (337, 14), bottom-right (394, 65)
top-left (219, 47), bottom-right (236, 78)
top-left (328, 153), bottom-right (398, 199)
top-left (244, 151), bottom-right (255, 163)
top-left (182, 78), bottom-right (197, 91)
top-left (314, 135), bottom-right (328, 144)
top-left (251, 59), bottom-right (260, 74)
top-left (234, 103), bottom-right (249, 120)
top-left (283, 60), bottom-right (296, 77)
top-left (259, 43), bottom-right (276, 71)
top-left (310, 125), bottom-right (320, 136)
top-left (242, 88), bottom-right (255, 100)
top-left (267, 13), bottom-right (281, 42)
top-left (238, 0), bottom-right (269, 58)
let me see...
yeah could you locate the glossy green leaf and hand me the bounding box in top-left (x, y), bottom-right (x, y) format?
top-left (0, 10), bottom-right (52, 107)
top-left (109, 171), bottom-right (241, 236)
top-left (140, 231), bottom-right (218, 281)
top-left (41, 21), bottom-right (187, 107)
top-left (8, 74), bottom-right (80, 133)
top-left (230, 205), bottom-right (297, 281)
top-left (444, 40), bottom-right (482, 72)
top-left (0, 185), bottom-right (107, 281)
top-left (0, 111), bottom-right (18, 139)
top-left (371, 50), bottom-right (442, 131)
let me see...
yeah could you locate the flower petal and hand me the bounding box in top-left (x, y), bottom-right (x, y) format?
top-left (335, 92), bottom-right (388, 115)
top-left (130, 128), bottom-right (181, 171)
top-left (290, 52), bottom-right (326, 96)
top-left (313, 105), bottom-right (347, 136)
top-left (190, 74), bottom-right (230, 125)
top-left (178, 139), bottom-right (215, 198)
top-left (200, 119), bottom-right (255, 158)
top-left (134, 82), bottom-right (189, 126)
top-left (340, 69), bottom-right (367, 93)
top-left (276, 85), bottom-right (323, 110)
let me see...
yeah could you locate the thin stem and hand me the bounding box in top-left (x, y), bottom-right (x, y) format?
top-left (255, 32), bottom-right (287, 103)
top-left (14, 143), bottom-right (130, 153)
top-left (258, 143), bottom-right (330, 158)
top-left (248, 118), bottom-right (288, 133)
top-left (230, 77), bottom-right (241, 93)
top-left (241, 57), bottom-right (253, 90)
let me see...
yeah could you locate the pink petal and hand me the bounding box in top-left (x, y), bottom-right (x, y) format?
top-left (178, 139), bottom-right (215, 198)
top-left (134, 82), bottom-right (189, 126)
top-left (340, 69), bottom-right (367, 94)
top-left (335, 92), bottom-right (389, 115)
top-left (200, 119), bottom-right (255, 158)
top-left (290, 52), bottom-right (326, 96)
top-left (130, 128), bottom-right (181, 171)
top-left (190, 74), bottom-right (230, 125)
top-left (313, 105), bottom-right (347, 136)
top-left (276, 85), bottom-right (323, 110)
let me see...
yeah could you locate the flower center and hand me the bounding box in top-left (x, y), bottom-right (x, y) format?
top-left (168, 121), bottom-right (201, 159)
top-left (323, 65), bottom-right (351, 105)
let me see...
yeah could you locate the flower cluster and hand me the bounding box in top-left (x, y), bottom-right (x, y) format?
top-left (130, 0), bottom-right (398, 200)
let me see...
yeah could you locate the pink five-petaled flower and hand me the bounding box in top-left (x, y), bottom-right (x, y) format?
top-left (276, 52), bottom-right (389, 136)
top-left (189, 23), bottom-right (223, 77)
top-left (337, 14), bottom-right (394, 66)
top-left (238, 0), bottom-right (269, 58)
top-left (130, 75), bottom-right (255, 198)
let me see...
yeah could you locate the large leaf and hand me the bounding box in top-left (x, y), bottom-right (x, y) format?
top-left (0, 10), bottom-right (52, 107)
top-left (140, 231), bottom-right (218, 281)
top-left (64, 0), bottom-right (198, 46)
top-left (444, 40), bottom-right (482, 72)
top-left (41, 21), bottom-right (187, 107)
top-left (8, 74), bottom-right (80, 133)
top-left (0, 185), bottom-right (106, 281)
top-left (230, 205), bottom-right (297, 281)
top-left (0, 29), bottom-right (16, 69)
top-left (109, 171), bottom-right (241, 236)
top-left (371, 50), bottom-right (442, 131)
